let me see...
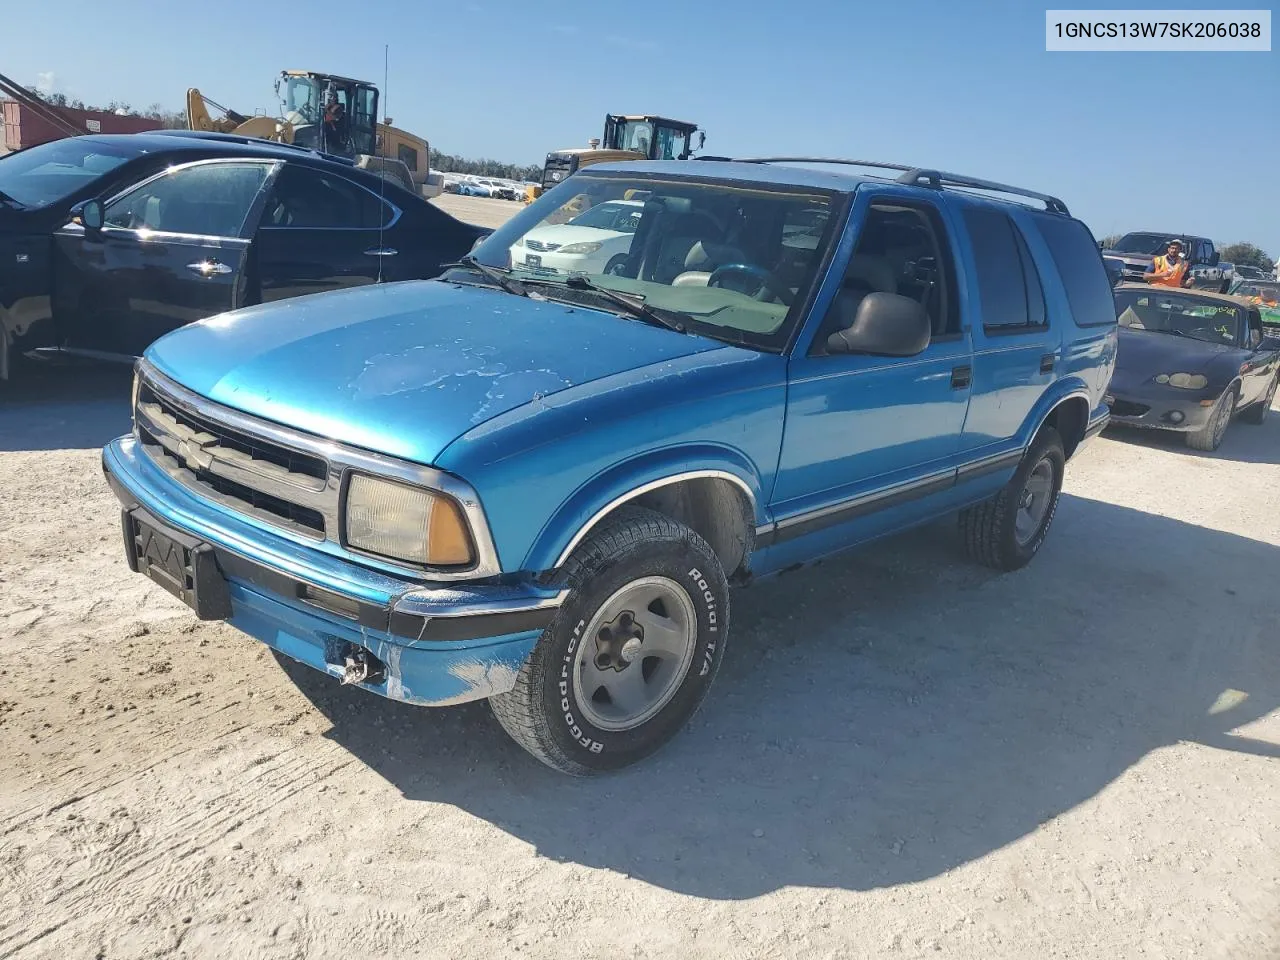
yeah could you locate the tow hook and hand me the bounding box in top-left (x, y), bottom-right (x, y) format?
top-left (341, 646), bottom-right (386, 686)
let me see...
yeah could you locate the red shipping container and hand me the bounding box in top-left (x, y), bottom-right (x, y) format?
top-left (3, 100), bottom-right (164, 151)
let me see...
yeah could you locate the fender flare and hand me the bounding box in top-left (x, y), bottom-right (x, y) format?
top-left (1018, 378), bottom-right (1093, 450)
top-left (522, 444), bottom-right (765, 573)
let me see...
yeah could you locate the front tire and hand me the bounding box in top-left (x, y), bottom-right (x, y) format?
top-left (490, 507), bottom-right (730, 775)
top-left (1186, 388), bottom-right (1234, 450)
top-left (959, 427), bottom-right (1065, 572)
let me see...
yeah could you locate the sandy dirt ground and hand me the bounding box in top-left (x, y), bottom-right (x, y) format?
top-left (433, 192), bottom-right (527, 230)
top-left (2, 200), bottom-right (1279, 959)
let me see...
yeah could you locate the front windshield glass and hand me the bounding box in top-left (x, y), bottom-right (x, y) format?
top-left (1111, 232), bottom-right (1175, 255)
top-left (282, 76), bottom-right (318, 122)
top-left (1114, 289), bottom-right (1241, 345)
top-left (469, 172), bottom-right (842, 352)
top-left (1233, 282), bottom-right (1279, 304)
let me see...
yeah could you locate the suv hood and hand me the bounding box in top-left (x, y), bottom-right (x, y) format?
top-left (145, 279), bottom-right (724, 464)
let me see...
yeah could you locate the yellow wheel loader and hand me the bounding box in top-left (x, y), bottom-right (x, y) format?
top-left (186, 70), bottom-right (442, 199)
top-left (525, 114), bottom-right (704, 205)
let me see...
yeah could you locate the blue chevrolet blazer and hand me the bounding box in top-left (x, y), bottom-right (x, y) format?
top-left (102, 159), bottom-right (1116, 774)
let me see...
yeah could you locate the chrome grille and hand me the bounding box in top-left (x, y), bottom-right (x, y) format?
top-left (135, 373), bottom-right (335, 540)
top-left (130, 361), bottom-right (505, 581)
top-left (525, 239), bottom-right (561, 253)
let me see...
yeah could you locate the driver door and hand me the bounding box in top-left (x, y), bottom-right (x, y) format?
top-left (54, 159), bottom-right (278, 356)
top-left (770, 190), bottom-right (972, 548)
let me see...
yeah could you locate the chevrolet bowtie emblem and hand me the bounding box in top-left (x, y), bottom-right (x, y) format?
top-left (176, 437), bottom-right (216, 472)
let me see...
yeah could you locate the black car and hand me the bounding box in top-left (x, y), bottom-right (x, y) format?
top-left (1106, 283), bottom-right (1280, 451)
top-left (0, 132), bottom-right (485, 378)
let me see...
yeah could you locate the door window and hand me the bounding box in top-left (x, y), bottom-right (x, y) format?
top-left (104, 162), bottom-right (272, 238)
top-left (261, 165), bottom-right (391, 229)
top-left (816, 200), bottom-right (959, 351)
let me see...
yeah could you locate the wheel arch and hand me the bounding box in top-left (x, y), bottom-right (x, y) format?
top-left (524, 447), bottom-right (764, 577)
top-left (1022, 382), bottom-right (1092, 459)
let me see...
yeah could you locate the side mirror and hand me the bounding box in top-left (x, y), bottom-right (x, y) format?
top-left (1097, 239), bottom-right (1105, 251)
top-left (1210, 251), bottom-right (1221, 266)
top-left (826, 292), bottom-right (931, 356)
top-left (696, 131), bottom-right (706, 150)
top-left (80, 199), bottom-right (104, 231)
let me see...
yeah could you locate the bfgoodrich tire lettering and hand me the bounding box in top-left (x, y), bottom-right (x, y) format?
top-left (490, 506), bottom-right (729, 775)
top-left (959, 426), bottom-right (1065, 572)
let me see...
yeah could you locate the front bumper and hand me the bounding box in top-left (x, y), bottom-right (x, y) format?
top-left (1103, 386), bottom-right (1216, 433)
top-left (103, 436), bottom-right (563, 706)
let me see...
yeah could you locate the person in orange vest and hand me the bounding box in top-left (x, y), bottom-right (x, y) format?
top-left (1145, 239), bottom-right (1194, 288)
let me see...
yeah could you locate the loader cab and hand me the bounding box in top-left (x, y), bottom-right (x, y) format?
top-left (602, 115), bottom-right (702, 161)
top-left (277, 71), bottom-right (379, 159)
top-left (537, 115), bottom-right (703, 195)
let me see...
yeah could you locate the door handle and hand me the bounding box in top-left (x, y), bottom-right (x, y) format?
top-left (1040, 353), bottom-right (1056, 374)
top-left (951, 365), bottom-right (972, 389)
top-left (186, 260), bottom-right (232, 276)
top-left (363, 247), bottom-right (398, 257)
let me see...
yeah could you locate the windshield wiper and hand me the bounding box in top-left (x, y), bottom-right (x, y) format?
top-left (527, 273), bottom-right (689, 334)
top-left (441, 256), bottom-right (529, 297)
top-left (0, 189), bottom-right (20, 206)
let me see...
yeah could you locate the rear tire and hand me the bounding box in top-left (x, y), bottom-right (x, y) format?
top-left (490, 507), bottom-right (729, 775)
top-left (959, 427), bottom-right (1065, 572)
top-left (1241, 376), bottom-right (1277, 426)
top-left (1186, 388), bottom-right (1234, 450)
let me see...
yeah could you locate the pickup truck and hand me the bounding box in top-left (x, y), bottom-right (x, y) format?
top-left (1102, 231), bottom-right (1233, 292)
top-left (102, 159), bottom-right (1116, 775)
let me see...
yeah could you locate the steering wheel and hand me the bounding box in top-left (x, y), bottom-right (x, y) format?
top-left (707, 264), bottom-right (794, 305)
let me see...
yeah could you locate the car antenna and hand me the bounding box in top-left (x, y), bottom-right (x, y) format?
top-left (376, 44), bottom-right (389, 284)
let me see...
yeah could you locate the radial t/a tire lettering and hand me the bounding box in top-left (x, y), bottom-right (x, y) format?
top-left (959, 426), bottom-right (1065, 572)
top-left (490, 506), bottom-right (730, 775)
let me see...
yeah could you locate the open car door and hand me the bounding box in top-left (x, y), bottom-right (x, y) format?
top-left (54, 158), bottom-right (279, 357)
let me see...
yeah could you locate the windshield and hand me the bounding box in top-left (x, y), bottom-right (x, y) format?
top-left (1114, 289), bottom-right (1241, 345)
top-left (1233, 283), bottom-right (1279, 304)
top-left (281, 76), bottom-right (318, 122)
top-left (0, 138), bottom-right (137, 208)
top-left (470, 172), bottom-right (842, 352)
top-left (1110, 232), bottom-right (1177, 255)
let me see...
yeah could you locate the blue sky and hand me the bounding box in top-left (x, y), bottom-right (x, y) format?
top-left (6, 0), bottom-right (1277, 254)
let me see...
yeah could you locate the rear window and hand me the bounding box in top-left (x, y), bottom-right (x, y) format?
top-left (1031, 215), bottom-right (1117, 327)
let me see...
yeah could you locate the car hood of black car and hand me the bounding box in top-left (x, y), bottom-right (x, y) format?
top-left (1113, 327), bottom-right (1238, 387)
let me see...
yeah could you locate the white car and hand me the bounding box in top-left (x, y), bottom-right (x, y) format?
top-left (509, 199), bottom-right (644, 276)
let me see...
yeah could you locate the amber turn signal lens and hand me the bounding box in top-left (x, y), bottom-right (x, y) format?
top-left (427, 495), bottom-right (474, 567)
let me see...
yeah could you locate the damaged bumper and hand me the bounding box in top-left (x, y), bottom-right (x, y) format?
top-left (1103, 386), bottom-right (1217, 433)
top-left (102, 436), bottom-right (563, 706)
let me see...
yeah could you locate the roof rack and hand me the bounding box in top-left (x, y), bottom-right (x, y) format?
top-left (696, 156), bottom-right (1070, 215)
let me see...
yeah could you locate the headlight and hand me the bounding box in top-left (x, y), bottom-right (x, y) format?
top-left (557, 241), bottom-right (602, 255)
top-left (345, 474), bottom-right (474, 567)
top-left (1154, 373), bottom-right (1208, 389)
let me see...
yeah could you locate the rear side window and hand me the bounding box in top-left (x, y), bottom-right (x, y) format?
top-left (263, 165), bottom-right (391, 229)
top-left (963, 205), bottom-right (1042, 331)
top-left (1031, 214), bottom-right (1117, 327)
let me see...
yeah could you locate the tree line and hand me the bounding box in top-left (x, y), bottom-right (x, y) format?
top-left (428, 148), bottom-right (541, 183)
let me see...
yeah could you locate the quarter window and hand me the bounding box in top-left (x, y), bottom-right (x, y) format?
top-left (104, 162), bottom-right (272, 237)
top-left (263, 165), bottom-right (391, 229)
top-left (1032, 213), bottom-right (1117, 327)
